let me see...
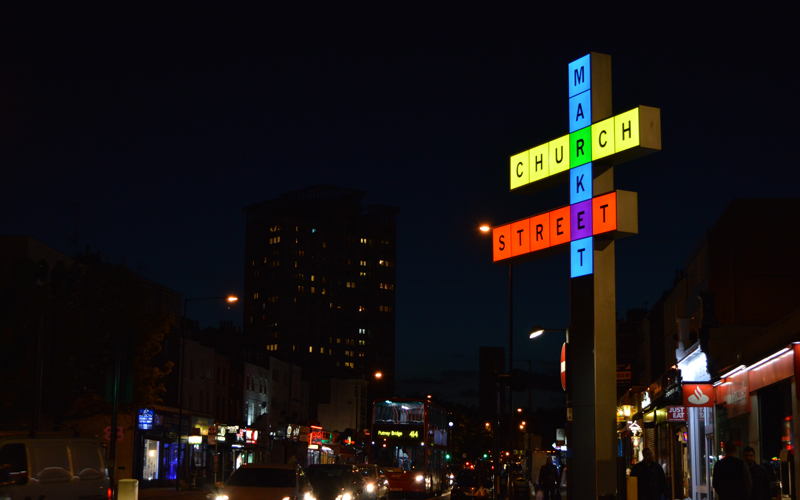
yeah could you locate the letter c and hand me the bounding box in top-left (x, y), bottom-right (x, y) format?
top-left (516, 162), bottom-right (523, 178)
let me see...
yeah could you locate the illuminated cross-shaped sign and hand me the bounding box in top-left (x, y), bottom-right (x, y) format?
top-left (492, 53), bottom-right (661, 277)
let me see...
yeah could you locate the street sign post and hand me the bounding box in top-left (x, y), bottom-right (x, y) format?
top-left (490, 53), bottom-right (661, 499)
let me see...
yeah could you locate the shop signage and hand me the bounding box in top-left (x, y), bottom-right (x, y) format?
top-left (138, 408), bottom-right (154, 430)
top-left (678, 348), bottom-right (711, 382)
top-left (641, 391), bottom-right (651, 410)
top-left (721, 369), bottom-right (750, 418)
top-left (492, 52), bottom-right (660, 278)
top-left (244, 428), bottom-right (258, 444)
top-left (309, 426), bottom-right (333, 446)
top-left (664, 371), bottom-right (683, 405)
top-left (667, 406), bottom-right (686, 422)
top-left (683, 383), bottom-right (714, 407)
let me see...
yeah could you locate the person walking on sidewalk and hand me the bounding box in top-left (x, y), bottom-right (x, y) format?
top-left (712, 441), bottom-right (752, 500)
top-left (743, 446), bottom-right (771, 500)
top-left (630, 448), bottom-right (667, 500)
top-left (537, 456), bottom-right (560, 500)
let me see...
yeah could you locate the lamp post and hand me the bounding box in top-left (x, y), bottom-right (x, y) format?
top-left (175, 294), bottom-right (237, 491)
top-left (529, 325), bottom-right (569, 499)
top-left (479, 223), bottom-right (514, 476)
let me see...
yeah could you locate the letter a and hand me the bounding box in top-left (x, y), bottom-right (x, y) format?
top-left (575, 103), bottom-right (584, 122)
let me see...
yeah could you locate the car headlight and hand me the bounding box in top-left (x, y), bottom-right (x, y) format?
top-left (216, 496), bottom-right (229, 500)
top-left (303, 493), bottom-right (315, 500)
top-left (415, 475), bottom-right (424, 483)
top-left (366, 483), bottom-right (375, 492)
top-left (336, 493), bottom-right (352, 500)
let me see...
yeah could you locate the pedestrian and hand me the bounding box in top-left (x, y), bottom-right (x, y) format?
top-left (630, 448), bottom-right (667, 500)
top-left (537, 456), bottom-right (560, 500)
top-left (742, 446), bottom-right (771, 500)
top-left (712, 441), bottom-right (752, 500)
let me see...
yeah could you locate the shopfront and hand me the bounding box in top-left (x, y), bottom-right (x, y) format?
top-left (134, 408), bottom-right (190, 486)
top-left (713, 346), bottom-right (797, 500)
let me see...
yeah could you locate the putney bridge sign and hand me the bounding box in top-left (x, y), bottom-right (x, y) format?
top-left (491, 53), bottom-right (661, 499)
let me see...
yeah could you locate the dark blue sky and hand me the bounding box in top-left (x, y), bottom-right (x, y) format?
top-left (1, 4), bottom-right (797, 406)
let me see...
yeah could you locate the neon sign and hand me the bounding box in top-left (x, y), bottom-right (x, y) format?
top-left (495, 53), bottom-right (660, 278)
top-left (510, 107), bottom-right (661, 193)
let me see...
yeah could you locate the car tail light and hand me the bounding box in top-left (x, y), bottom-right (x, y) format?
top-left (107, 487), bottom-right (112, 500)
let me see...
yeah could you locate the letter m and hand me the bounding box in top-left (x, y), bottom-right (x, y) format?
top-left (574, 66), bottom-right (585, 86)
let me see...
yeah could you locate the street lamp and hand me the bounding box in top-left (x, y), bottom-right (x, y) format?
top-left (478, 223), bottom-right (513, 499)
top-left (529, 325), bottom-right (568, 339)
top-left (175, 294), bottom-right (238, 490)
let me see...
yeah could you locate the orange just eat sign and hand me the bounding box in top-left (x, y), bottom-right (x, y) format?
top-left (492, 190), bottom-right (638, 264)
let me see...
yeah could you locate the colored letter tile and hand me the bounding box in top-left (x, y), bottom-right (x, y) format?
top-left (591, 116), bottom-right (615, 161)
top-left (511, 219), bottom-right (531, 257)
top-left (529, 143), bottom-right (549, 183)
top-left (615, 108), bottom-right (640, 153)
top-left (510, 149), bottom-right (529, 190)
top-left (530, 213), bottom-right (550, 252)
top-left (571, 200), bottom-right (593, 240)
top-left (570, 237), bottom-right (594, 278)
top-left (568, 54), bottom-right (591, 98)
top-left (549, 135), bottom-right (570, 175)
top-left (592, 192), bottom-right (617, 235)
top-left (570, 163), bottom-right (592, 205)
top-left (570, 127), bottom-right (592, 168)
top-left (493, 224), bottom-right (512, 262)
top-left (550, 206), bottom-right (571, 246)
top-left (569, 91), bottom-right (591, 132)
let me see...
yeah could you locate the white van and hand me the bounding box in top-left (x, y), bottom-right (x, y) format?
top-left (0, 433), bottom-right (110, 500)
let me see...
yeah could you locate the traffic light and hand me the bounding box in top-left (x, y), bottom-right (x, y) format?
top-left (446, 454), bottom-right (450, 460)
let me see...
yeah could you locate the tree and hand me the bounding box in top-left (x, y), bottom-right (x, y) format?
top-left (0, 251), bottom-right (175, 428)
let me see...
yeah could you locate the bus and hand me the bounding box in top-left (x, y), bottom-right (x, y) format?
top-left (370, 398), bottom-right (448, 496)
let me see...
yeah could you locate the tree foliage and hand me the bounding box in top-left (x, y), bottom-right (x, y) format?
top-left (0, 252), bottom-right (174, 428)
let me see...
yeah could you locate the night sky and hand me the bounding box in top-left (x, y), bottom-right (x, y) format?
top-left (1, 4), bottom-right (797, 407)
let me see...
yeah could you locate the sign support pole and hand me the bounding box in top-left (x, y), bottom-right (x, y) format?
top-left (491, 53), bottom-right (660, 500)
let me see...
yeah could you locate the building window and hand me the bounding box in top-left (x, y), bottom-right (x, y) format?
top-left (379, 305), bottom-right (393, 312)
top-left (309, 346), bottom-right (313, 353)
top-left (270, 236), bottom-right (281, 244)
top-left (254, 292), bottom-right (259, 299)
top-left (360, 238), bottom-right (367, 244)
top-left (346, 281), bottom-right (355, 288)
top-left (360, 260), bottom-right (366, 266)
top-left (380, 283), bottom-right (395, 290)
top-left (359, 328), bottom-right (366, 335)
top-left (270, 225), bottom-right (281, 232)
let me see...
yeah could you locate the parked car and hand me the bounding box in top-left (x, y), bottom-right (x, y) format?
top-left (0, 432), bottom-right (110, 500)
top-left (354, 465), bottom-right (388, 500)
top-left (450, 469), bottom-right (493, 500)
top-left (221, 464), bottom-right (313, 500)
top-left (305, 464), bottom-right (366, 500)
